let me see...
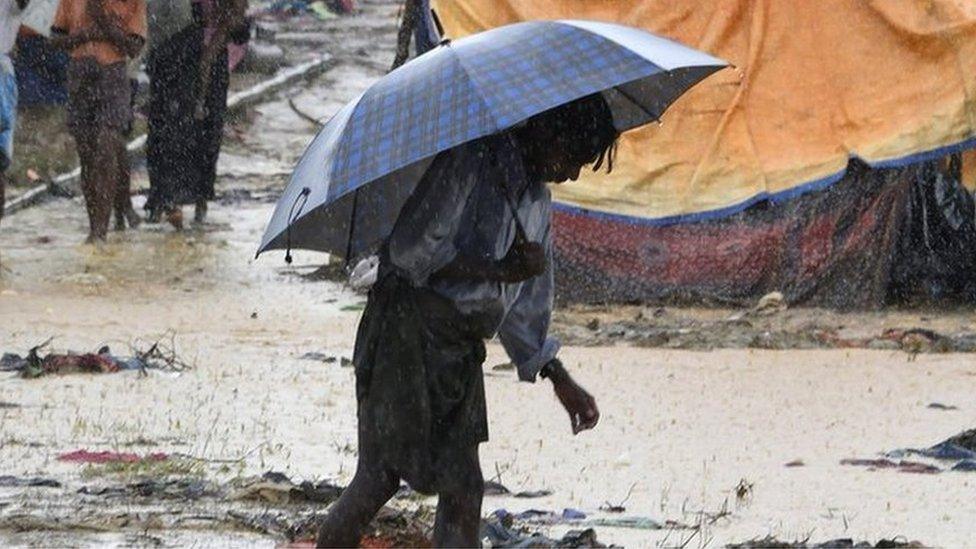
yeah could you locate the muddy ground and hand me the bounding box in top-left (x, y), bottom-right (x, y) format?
top-left (2, 1), bottom-right (976, 547)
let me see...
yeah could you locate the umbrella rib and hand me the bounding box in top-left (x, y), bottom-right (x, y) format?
top-left (612, 83), bottom-right (661, 123)
top-left (447, 45), bottom-right (505, 134)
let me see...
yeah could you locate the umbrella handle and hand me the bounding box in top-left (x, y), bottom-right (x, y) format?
top-left (284, 187), bottom-right (311, 264)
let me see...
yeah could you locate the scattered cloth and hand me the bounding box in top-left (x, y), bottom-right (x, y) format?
top-left (491, 507), bottom-right (663, 531)
top-left (481, 510), bottom-right (608, 548)
top-left (951, 459), bottom-right (976, 472)
top-left (232, 471), bottom-right (343, 505)
top-left (3, 339), bottom-right (189, 378)
top-left (840, 458), bottom-right (940, 475)
top-left (943, 428), bottom-right (976, 451)
top-left (58, 450), bottom-right (169, 464)
top-left (79, 478), bottom-right (217, 500)
top-left (726, 535), bottom-right (925, 548)
top-left (872, 430), bottom-right (976, 474)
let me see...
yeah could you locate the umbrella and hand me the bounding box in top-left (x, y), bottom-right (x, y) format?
top-left (257, 20), bottom-right (727, 261)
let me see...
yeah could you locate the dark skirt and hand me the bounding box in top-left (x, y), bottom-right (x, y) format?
top-left (354, 274), bottom-right (489, 494)
top-left (145, 24), bottom-right (228, 212)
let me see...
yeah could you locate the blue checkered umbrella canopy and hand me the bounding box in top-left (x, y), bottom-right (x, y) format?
top-left (257, 20), bottom-right (727, 259)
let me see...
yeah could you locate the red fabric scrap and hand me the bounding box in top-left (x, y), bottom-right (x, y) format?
top-left (57, 450), bottom-right (168, 464)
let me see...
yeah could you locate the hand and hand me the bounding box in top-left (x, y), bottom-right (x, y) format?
top-left (548, 364), bottom-right (600, 434)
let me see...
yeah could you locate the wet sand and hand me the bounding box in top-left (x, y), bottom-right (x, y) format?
top-left (3, 262), bottom-right (976, 546)
top-left (3, 175), bottom-right (976, 545)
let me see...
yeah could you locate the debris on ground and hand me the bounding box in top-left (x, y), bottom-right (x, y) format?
top-left (58, 450), bottom-right (169, 465)
top-left (259, 0), bottom-right (354, 20)
top-left (845, 429), bottom-right (976, 475)
top-left (840, 458), bottom-right (940, 475)
top-left (0, 476), bottom-right (61, 488)
top-left (491, 508), bottom-right (663, 531)
top-left (943, 428), bottom-right (976, 451)
top-left (0, 466), bottom-right (630, 547)
top-left (478, 481), bottom-right (552, 499)
top-left (752, 291), bottom-right (787, 316)
top-left (513, 489), bottom-right (553, 499)
top-left (3, 335), bottom-right (193, 378)
top-left (231, 471), bottom-right (343, 505)
top-left (725, 535), bottom-right (925, 548)
top-left (482, 510), bottom-right (609, 548)
top-left (78, 478), bottom-right (218, 500)
top-left (299, 351), bottom-right (339, 363)
top-left (926, 402), bottom-right (958, 410)
top-left (553, 305), bottom-right (976, 354)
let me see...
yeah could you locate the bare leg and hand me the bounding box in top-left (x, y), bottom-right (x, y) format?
top-left (75, 134), bottom-right (102, 242)
top-left (86, 128), bottom-right (123, 241)
top-left (113, 139), bottom-right (139, 230)
top-left (316, 460), bottom-right (400, 548)
top-left (433, 446), bottom-right (484, 548)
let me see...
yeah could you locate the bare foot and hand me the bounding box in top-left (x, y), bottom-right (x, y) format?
top-left (84, 233), bottom-right (107, 245)
top-left (125, 207), bottom-right (142, 229)
top-left (166, 208), bottom-right (184, 231)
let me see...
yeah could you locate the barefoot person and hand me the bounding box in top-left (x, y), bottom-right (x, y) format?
top-left (316, 93), bottom-right (617, 547)
top-left (50, 0), bottom-right (145, 242)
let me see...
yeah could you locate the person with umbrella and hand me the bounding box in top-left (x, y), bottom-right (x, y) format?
top-left (315, 93), bottom-right (615, 547)
top-left (255, 20), bottom-right (726, 547)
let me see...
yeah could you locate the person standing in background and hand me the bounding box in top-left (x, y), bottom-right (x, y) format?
top-left (145, 0), bottom-right (248, 229)
top-left (49, 0), bottom-right (145, 243)
top-left (0, 0), bottom-right (30, 229)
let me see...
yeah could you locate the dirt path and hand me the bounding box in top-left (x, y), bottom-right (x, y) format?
top-left (2, 2), bottom-right (976, 547)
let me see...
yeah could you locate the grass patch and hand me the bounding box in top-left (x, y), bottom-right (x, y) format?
top-left (81, 456), bottom-right (204, 480)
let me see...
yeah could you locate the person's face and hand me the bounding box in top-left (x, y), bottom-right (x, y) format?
top-left (521, 121), bottom-right (601, 184)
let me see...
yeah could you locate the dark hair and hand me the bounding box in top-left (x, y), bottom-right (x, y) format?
top-left (565, 93), bottom-right (620, 173)
top-left (521, 93), bottom-right (620, 174)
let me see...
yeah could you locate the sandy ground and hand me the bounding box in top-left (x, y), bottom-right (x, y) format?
top-left (3, 1), bottom-right (976, 547)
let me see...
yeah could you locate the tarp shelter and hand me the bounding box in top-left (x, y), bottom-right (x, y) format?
top-left (434, 0), bottom-right (976, 307)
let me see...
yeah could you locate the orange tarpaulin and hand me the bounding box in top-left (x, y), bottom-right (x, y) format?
top-left (433, 0), bottom-right (976, 222)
